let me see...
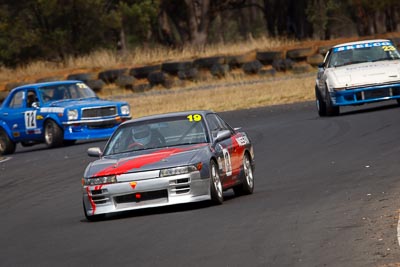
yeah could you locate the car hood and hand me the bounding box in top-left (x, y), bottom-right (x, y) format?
top-left (85, 144), bottom-right (210, 178)
top-left (46, 98), bottom-right (126, 109)
top-left (326, 60), bottom-right (400, 88)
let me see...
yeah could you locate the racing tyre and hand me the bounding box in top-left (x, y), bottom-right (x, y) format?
top-left (83, 200), bottom-right (105, 222)
top-left (325, 88), bottom-right (340, 116)
top-left (44, 120), bottom-right (63, 148)
top-left (0, 129), bottom-right (16, 155)
top-left (233, 153), bottom-right (254, 196)
top-left (210, 160), bottom-right (223, 204)
top-left (315, 87), bottom-right (327, 117)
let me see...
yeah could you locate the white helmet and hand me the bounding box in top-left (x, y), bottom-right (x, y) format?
top-left (131, 125), bottom-right (152, 145)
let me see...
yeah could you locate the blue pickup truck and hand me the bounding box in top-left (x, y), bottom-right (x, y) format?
top-left (0, 80), bottom-right (131, 155)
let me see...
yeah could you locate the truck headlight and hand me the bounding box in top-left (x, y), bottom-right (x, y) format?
top-left (83, 175), bottom-right (117, 186)
top-left (67, 109), bottom-right (79, 120)
top-left (121, 105), bottom-right (130, 115)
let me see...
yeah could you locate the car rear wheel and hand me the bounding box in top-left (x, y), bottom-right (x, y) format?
top-left (233, 153), bottom-right (254, 196)
top-left (0, 129), bottom-right (16, 155)
top-left (44, 120), bottom-right (63, 148)
top-left (210, 160), bottom-right (223, 204)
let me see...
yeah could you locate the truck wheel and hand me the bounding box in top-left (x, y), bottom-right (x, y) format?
top-left (0, 129), bottom-right (16, 155)
top-left (44, 120), bottom-right (63, 148)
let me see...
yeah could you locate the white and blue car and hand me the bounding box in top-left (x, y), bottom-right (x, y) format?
top-left (315, 39), bottom-right (400, 116)
top-left (0, 80), bottom-right (131, 154)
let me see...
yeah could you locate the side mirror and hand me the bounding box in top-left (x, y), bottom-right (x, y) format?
top-left (318, 62), bottom-right (325, 68)
top-left (214, 130), bottom-right (231, 143)
top-left (88, 147), bottom-right (102, 157)
top-left (32, 102), bottom-right (40, 108)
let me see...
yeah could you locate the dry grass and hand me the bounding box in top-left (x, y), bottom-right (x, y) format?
top-left (0, 36), bottom-right (297, 84)
top-left (125, 74), bottom-right (315, 118)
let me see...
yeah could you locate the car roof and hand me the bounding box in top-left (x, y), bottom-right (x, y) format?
top-left (122, 110), bottom-right (215, 125)
top-left (332, 39), bottom-right (391, 48)
top-left (12, 80), bottom-right (81, 91)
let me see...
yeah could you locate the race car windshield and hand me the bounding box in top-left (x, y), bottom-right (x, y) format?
top-left (39, 82), bottom-right (97, 103)
top-left (104, 115), bottom-right (209, 155)
top-left (328, 42), bottom-right (400, 68)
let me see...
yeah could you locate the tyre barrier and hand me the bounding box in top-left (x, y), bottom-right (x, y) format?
top-left (115, 75), bottom-right (135, 89)
top-left (67, 72), bottom-right (97, 83)
top-left (130, 65), bottom-right (161, 79)
top-left (256, 50), bottom-right (284, 65)
top-left (226, 53), bottom-right (255, 68)
top-left (307, 54), bottom-right (324, 67)
top-left (242, 60), bottom-right (263, 74)
top-left (98, 68), bottom-right (128, 84)
top-left (193, 56), bottom-right (225, 69)
top-left (272, 58), bottom-right (294, 72)
top-left (210, 63), bottom-right (230, 78)
top-left (35, 76), bottom-right (64, 83)
top-left (85, 79), bottom-right (105, 93)
top-left (161, 61), bottom-right (193, 75)
top-left (259, 68), bottom-right (276, 77)
top-left (147, 71), bottom-right (171, 88)
top-left (286, 47), bottom-right (314, 60)
top-left (177, 68), bottom-right (199, 81)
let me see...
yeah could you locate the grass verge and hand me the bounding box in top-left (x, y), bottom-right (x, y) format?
top-left (122, 73), bottom-right (315, 118)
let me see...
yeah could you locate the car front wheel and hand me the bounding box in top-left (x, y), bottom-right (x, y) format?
top-left (315, 86), bottom-right (327, 117)
top-left (83, 200), bottom-right (105, 222)
top-left (44, 120), bottom-right (63, 148)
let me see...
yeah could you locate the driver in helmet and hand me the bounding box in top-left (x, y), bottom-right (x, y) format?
top-left (128, 125), bottom-right (164, 149)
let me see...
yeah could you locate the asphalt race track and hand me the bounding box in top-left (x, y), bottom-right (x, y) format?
top-left (1, 101), bottom-right (400, 266)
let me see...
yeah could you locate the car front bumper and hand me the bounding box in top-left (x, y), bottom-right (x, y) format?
top-left (83, 171), bottom-right (211, 216)
top-left (62, 116), bottom-right (130, 140)
top-left (331, 83), bottom-right (400, 106)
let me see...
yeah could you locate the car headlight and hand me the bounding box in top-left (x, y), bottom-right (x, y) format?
top-left (121, 105), bottom-right (130, 115)
top-left (83, 175), bottom-right (117, 186)
top-left (67, 109), bottom-right (79, 120)
top-left (160, 165), bottom-right (199, 177)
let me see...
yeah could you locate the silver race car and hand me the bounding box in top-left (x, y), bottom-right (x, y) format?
top-left (82, 110), bottom-right (255, 221)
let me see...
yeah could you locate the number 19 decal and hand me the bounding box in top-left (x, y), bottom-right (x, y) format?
top-left (25, 111), bottom-right (37, 129)
top-left (187, 114), bottom-right (202, 122)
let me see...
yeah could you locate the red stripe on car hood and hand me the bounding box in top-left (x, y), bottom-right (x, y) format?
top-left (93, 144), bottom-right (207, 177)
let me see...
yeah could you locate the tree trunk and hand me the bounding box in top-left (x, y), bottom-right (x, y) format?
top-left (185, 0), bottom-right (211, 47)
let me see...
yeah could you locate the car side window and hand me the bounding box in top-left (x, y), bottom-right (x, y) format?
top-left (215, 114), bottom-right (233, 133)
top-left (206, 114), bottom-right (232, 138)
top-left (26, 90), bottom-right (38, 108)
top-left (8, 91), bottom-right (24, 109)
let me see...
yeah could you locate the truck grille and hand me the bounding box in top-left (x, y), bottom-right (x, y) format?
top-left (82, 106), bottom-right (117, 119)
